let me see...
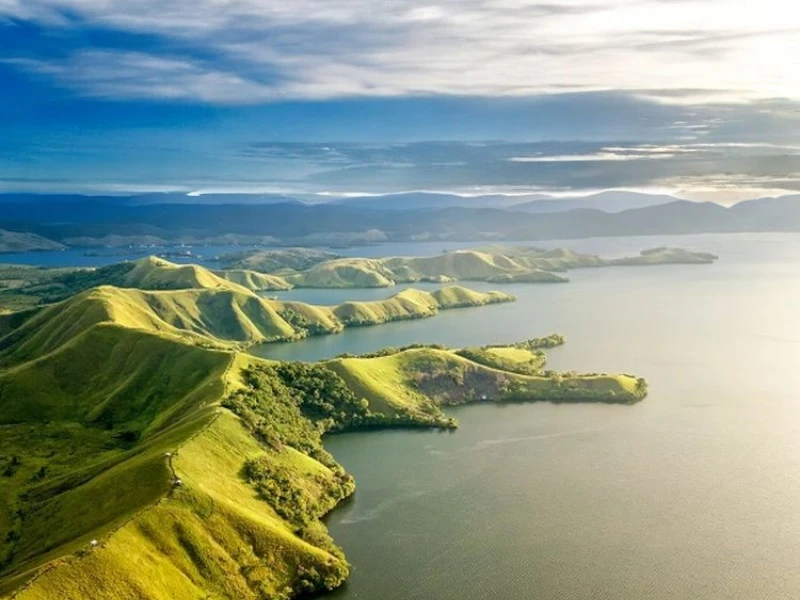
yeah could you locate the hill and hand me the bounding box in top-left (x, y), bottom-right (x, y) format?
top-left (610, 247), bottom-right (718, 265)
top-left (0, 256), bottom-right (516, 340)
top-left (511, 190), bottom-right (682, 214)
top-left (0, 232), bottom-right (64, 253)
top-left (254, 246), bottom-right (717, 289)
top-left (0, 257), bottom-right (256, 309)
top-left (0, 294), bottom-right (353, 598)
top-left (219, 249), bottom-right (339, 273)
top-left (0, 270), bottom-right (646, 598)
top-left (272, 286), bottom-right (514, 336)
top-left (215, 269), bottom-right (293, 291)
top-left (325, 344), bottom-right (645, 423)
top-left (329, 192), bottom-right (535, 211)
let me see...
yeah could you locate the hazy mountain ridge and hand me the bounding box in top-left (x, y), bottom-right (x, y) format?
top-left (0, 193), bottom-right (799, 250)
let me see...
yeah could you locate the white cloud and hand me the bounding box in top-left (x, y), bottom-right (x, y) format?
top-left (508, 151), bottom-right (675, 162)
top-left (4, 52), bottom-right (278, 102)
top-left (2, 0), bottom-right (800, 103)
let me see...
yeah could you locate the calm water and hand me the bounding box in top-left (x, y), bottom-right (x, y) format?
top-left (260, 233), bottom-right (800, 600)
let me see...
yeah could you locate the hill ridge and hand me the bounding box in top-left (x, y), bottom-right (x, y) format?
top-left (0, 280), bottom-right (642, 600)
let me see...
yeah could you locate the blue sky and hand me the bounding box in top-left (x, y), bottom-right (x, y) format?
top-left (1, 0), bottom-right (799, 200)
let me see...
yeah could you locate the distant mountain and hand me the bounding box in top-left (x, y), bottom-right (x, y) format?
top-left (329, 192), bottom-right (544, 210)
top-left (511, 191), bottom-right (685, 214)
top-left (0, 230), bottom-right (65, 252)
top-left (129, 193), bottom-right (306, 205)
top-left (1, 193), bottom-right (800, 248)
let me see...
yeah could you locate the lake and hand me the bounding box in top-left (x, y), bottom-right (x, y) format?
top-left (259, 233), bottom-right (800, 600)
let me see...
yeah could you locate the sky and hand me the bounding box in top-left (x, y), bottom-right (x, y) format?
top-left (1, 0), bottom-right (800, 202)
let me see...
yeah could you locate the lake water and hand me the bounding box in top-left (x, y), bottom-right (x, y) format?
top-left (10, 233), bottom-right (800, 598)
top-left (257, 233), bottom-right (800, 600)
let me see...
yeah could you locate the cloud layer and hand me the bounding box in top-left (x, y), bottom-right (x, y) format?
top-left (2, 0), bottom-right (799, 103)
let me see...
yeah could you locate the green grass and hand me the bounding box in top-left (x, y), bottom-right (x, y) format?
top-left (216, 269), bottom-right (293, 291)
top-left (0, 257), bottom-right (256, 313)
top-left (219, 248), bottom-right (338, 274)
top-left (227, 246), bottom-right (717, 290)
top-left (288, 260), bottom-right (396, 288)
top-left (485, 346), bottom-right (539, 362)
top-left (326, 346), bottom-right (646, 417)
top-left (10, 413), bottom-right (348, 600)
top-left (0, 260), bottom-right (514, 346)
top-left (268, 286), bottom-right (514, 336)
top-left (0, 272), bottom-right (646, 599)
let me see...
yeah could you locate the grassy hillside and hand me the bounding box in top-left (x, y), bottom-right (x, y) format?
top-left (0, 246), bottom-right (718, 313)
top-left (216, 269), bottom-right (293, 291)
top-left (233, 246), bottom-right (717, 289)
top-left (0, 286), bottom-right (297, 357)
top-left (270, 286), bottom-right (514, 335)
top-left (0, 257), bottom-right (251, 310)
top-left (220, 249), bottom-right (339, 274)
top-left (287, 259), bottom-right (396, 288)
top-left (0, 279), bottom-right (645, 599)
top-left (326, 345), bottom-right (646, 423)
top-left (0, 296), bottom-right (359, 598)
top-left (0, 323), bottom-right (232, 593)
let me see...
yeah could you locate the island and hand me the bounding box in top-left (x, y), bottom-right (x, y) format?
top-left (217, 245), bottom-right (719, 289)
top-left (0, 258), bottom-right (648, 599)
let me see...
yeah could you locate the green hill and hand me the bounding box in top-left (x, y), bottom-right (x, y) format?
top-left (0, 290), bottom-right (357, 598)
top-left (220, 248), bottom-right (339, 274)
top-left (0, 257), bottom-right (252, 310)
top-left (286, 259), bottom-right (396, 288)
top-left (216, 269), bottom-right (293, 291)
top-left (272, 286), bottom-right (514, 334)
top-left (326, 346), bottom-right (645, 423)
top-left (0, 246), bottom-right (718, 313)
top-left (0, 286), bottom-right (296, 358)
top-left (231, 246), bottom-right (717, 289)
top-left (0, 280), bottom-right (645, 598)
top-left (121, 256), bottom-right (234, 290)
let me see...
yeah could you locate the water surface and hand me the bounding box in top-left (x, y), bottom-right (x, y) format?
top-left (297, 233), bottom-right (800, 600)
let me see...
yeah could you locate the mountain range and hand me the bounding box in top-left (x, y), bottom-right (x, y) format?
top-left (1, 192), bottom-right (799, 251)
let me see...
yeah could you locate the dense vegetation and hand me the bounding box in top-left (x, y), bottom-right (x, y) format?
top-left (278, 308), bottom-right (339, 338)
top-left (223, 364), bottom-right (370, 463)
